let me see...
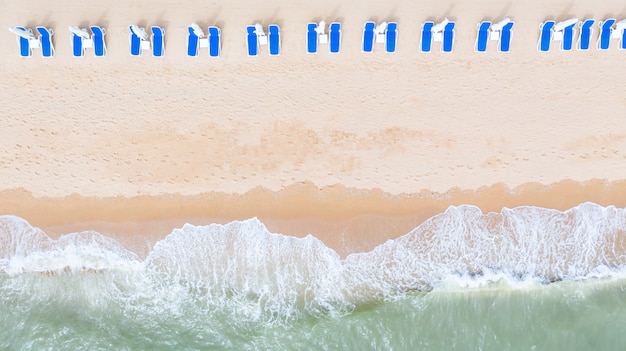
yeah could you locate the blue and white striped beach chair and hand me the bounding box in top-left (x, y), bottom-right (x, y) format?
top-left (475, 21), bottom-right (491, 52)
top-left (247, 25), bottom-right (259, 57)
top-left (385, 22), bottom-right (397, 53)
top-left (421, 21), bottom-right (434, 53)
top-left (10, 26), bottom-right (35, 58)
top-left (577, 19), bottom-right (594, 51)
top-left (187, 25), bottom-right (201, 57)
top-left (362, 21), bottom-right (375, 53)
top-left (129, 26), bottom-right (143, 56)
top-left (307, 23), bottom-right (318, 54)
top-left (268, 24), bottom-right (280, 56)
top-left (498, 22), bottom-right (514, 53)
top-left (208, 26), bottom-right (221, 57)
top-left (151, 26), bottom-right (164, 57)
top-left (90, 26), bottom-right (107, 57)
top-left (329, 22), bottom-right (341, 54)
top-left (36, 27), bottom-right (54, 58)
top-left (538, 21), bottom-right (555, 52)
top-left (561, 22), bottom-right (576, 51)
top-left (442, 22), bottom-right (455, 52)
top-left (597, 19), bottom-right (615, 51)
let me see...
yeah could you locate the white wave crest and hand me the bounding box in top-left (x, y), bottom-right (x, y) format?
top-left (1, 202), bottom-right (626, 322)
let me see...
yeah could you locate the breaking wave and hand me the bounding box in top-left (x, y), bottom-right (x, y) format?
top-left (1, 202), bottom-right (625, 323)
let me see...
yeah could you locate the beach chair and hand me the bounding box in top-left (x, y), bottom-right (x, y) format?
top-left (577, 19), bottom-right (594, 51)
top-left (597, 19), bottom-right (615, 50)
top-left (69, 26), bottom-right (90, 57)
top-left (616, 20), bottom-right (626, 50)
top-left (329, 22), bottom-right (341, 54)
top-left (208, 26), bottom-right (221, 57)
top-left (421, 21), bottom-right (434, 53)
top-left (537, 20), bottom-right (555, 52)
top-left (90, 26), bottom-right (107, 57)
top-left (9, 26), bottom-right (36, 58)
top-left (362, 21), bottom-right (375, 53)
top-left (385, 22), bottom-right (397, 53)
top-left (129, 25), bottom-right (147, 56)
top-left (246, 25), bottom-right (258, 56)
top-left (307, 23), bottom-right (318, 54)
top-left (498, 22), bottom-right (514, 53)
top-left (442, 22), bottom-right (455, 52)
top-left (187, 25), bottom-right (201, 57)
top-left (268, 24), bottom-right (280, 56)
top-left (36, 27), bottom-right (54, 58)
top-left (561, 22), bottom-right (576, 51)
top-left (151, 26), bottom-right (164, 57)
top-left (475, 21), bottom-right (491, 52)
top-left (552, 18), bottom-right (577, 51)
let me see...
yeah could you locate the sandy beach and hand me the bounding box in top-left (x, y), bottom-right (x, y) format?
top-left (2, 0), bottom-right (626, 256)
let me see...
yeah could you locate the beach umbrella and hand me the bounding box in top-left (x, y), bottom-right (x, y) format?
top-left (431, 18), bottom-right (449, 33)
top-left (190, 23), bottom-right (204, 38)
top-left (130, 25), bottom-right (148, 40)
top-left (491, 18), bottom-right (511, 31)
top-left (554, 18), bottom-right (578, 32)
top-left (254, 23), bottom-right (265, 36)
top-left (375, 22), bottom-right (388, 36)
top-left (68, 26), bottom-right (90, 39)
top-left (8, 26), bottom-right (34, 40)
top-left (316, 20), bottom-right (326, 35)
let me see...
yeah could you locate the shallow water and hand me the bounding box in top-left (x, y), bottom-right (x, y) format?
top-left (1, 203), bottom-right (626, 350)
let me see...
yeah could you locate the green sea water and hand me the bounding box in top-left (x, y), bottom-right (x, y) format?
top-left (1, 273), bottom-right (625, 350)
top-left (2, 203), bottom-right (626, 350)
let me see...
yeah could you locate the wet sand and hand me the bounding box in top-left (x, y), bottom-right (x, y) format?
top-left (1, 179), bottom-right (625, 257)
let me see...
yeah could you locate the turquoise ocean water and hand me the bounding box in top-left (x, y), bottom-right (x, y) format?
top-left (1, 203), bottom-right (626, 350)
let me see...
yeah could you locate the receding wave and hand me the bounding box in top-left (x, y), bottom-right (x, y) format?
top-left (1, 202), bottom-right (626, 324)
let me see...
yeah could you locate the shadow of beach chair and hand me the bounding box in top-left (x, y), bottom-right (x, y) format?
top-left (247, 25), bottom-right (259, 57)
top-left (90, 26), bottom-right (107, 57)
top-left (421, 21), bottom-right (434, 53)
top-left (442, 22), bottom-right (455, 52)
top-left (385, 22), bottom-right (397, 53)
top-left (362, 21), bottom-right (375, 53)
top-left (475, 21), bottom-right (491, 52)
top-left (329, 22), bottom-right (341, 54)
top-left (36, 27), bottom-right (54, 58)
top-left (307, 23), bottom-right (318, 54)
top-left (537, 20), bottom-right (555, 52)
top-left (577, 19), bottom-right (594, 51)
top-left (597, 19), bottom-right (615, 50)
top-left (208, 26), bottom-right (221, 57)
top-left (268, 24), bottom-right (280, 56)
top-left (151, 26), bottom-right (164, 57)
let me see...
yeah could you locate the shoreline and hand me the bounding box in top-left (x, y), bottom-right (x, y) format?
top-left (2, 178), bottom-right (625, 257)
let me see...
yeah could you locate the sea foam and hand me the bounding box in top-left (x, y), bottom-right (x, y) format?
top-left (1, 203), bottom-right (626, 322)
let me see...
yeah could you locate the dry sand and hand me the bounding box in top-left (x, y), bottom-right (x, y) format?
top-left (1, 0), bottom-right (626, 256)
